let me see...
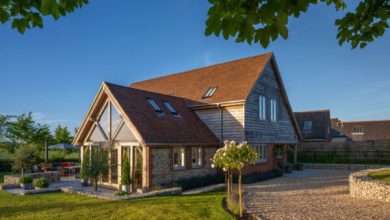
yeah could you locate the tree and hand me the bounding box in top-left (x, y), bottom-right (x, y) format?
top-left (121, 152), bottom-right (131, 192)
top-left (211, 141), bottom-right (257, 217)
top-left (12, 144), bottom-right (36, 176)
top-left (0, 114), bottom-right (12, 142)
top-left (80, 143), bottom-right (110, 191)
top-left (54, 125), bottom-right (72, 144)
top-left (0, 0), bottom-right (88, 34)
top-left (205, 0), bottom-right (390, 49)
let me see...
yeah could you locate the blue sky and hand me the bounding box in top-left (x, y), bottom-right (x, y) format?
top-left (0, 1), bottom-right (389, 134)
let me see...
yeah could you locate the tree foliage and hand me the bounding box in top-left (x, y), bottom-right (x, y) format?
top-left (54, 124), bottom-right (72, 144)
top-left (12, 144), bottom-right (36, 175)
top-left (80, 144), bottom-right (110, 191)
top-left (0, 0), bottom-right (88, 34)
top-left (121, 152), bottom-right (131, 186)
top-left (205, 0), bottom-right (389, 49)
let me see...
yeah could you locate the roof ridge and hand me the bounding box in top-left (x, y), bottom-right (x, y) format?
top-left (104, 81), bottom-right (189, 101)
top-left (294, 109), bottom-right (330, 113)
top-left (340, 120), bottom-right (390, 123)
top-left (130, 52), bottom-right (273, 86)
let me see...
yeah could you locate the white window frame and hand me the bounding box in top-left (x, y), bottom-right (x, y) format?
top-left (259, 96), bottom-right (266, 120)
top-left (352, 127), bottom-right (364, 134)
top-left (254, 145), bottom-right (267, 163)
top-left (270, 99), bottom-right (277, 122)
top-left (173, 146), bottom-right (186, 170)
top-left (191, 146), bottom-right (202, 168)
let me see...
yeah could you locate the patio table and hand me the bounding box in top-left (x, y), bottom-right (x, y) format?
top-left (63, 166), bottom-right (80, 179)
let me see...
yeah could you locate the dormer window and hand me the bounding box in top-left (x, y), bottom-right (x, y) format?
top-left (203, 87), bottom-right (217, 98)
top-left (146, 98), bottom-right (162, 112)
top-left (303, 121), bottom-right (312, 131)
top-left (163, 101), bottom-right (177, 114)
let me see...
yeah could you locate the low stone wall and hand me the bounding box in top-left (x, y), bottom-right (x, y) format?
top-left (303, 163), bottom-right (389, 171)
top-left (349, 169), bottom-right (390, 203)
top-left (4, 171), bottom-right (61, 185)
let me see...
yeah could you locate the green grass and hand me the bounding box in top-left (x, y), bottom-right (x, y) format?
top-left (0, 172), bottom-right (11, 184)
top-left (0, 190), bottom-right (234, 220)
top-left (368, 169), bottom-right (390, 183)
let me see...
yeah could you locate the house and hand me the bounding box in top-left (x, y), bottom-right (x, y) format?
top-left (72, 53), bottom-right (302, 191)
top-left (294, 110), bottom-right (332, 142)
top-left (331, 118), bottom-right (390, 142)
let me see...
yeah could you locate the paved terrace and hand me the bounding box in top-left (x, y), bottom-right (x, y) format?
top-left (245, 169), bottom-right (390, 220)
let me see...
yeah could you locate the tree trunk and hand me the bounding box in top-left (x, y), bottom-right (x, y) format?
top-left (94, 177), bottom-right (98, 191)
top-left (238, 169), bottom-right (243, 217)
top-left (226, 171), bottom-right (230, 199)
top-left (228, 171), bottom-right (232, 200)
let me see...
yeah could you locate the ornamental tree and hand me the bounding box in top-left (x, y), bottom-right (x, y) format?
top-left (211, 141), bottom-right (257, 217)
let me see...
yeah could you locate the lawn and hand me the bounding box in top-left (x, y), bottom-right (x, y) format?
top-left (368, 169), bottom-right (390, 183)
top-left (0, 190), bottom-right (233, 220)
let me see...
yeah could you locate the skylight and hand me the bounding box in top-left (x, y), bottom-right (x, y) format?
top-left (147, 98), bottom-right (162, 112)
top-left (203, 87), bottom-right (217, 98)
top-left (303, 121), bottom-right (312, 131)
top-left (163, 101), bottom-right (177, 114)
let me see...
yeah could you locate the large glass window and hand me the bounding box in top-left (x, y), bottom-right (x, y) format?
top-left (254, 145), bottom-right (267, 163)
top-left (111, 149), bottom-right (118, 184)
top-left (191, 146), bottom-right (202, 168)
top-left (259, 96), bottom-right (266, 120)
top-left (110, 103), bottom-right (122, 138)
top-left (173, 147), bottom-right (186, 169)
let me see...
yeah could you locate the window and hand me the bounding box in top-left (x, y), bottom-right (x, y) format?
top-left (259, 96), bottom-right (266, 120)
top-left (203, 87), bottom-right (217, 98)
top-left (147, 98), bottom-right (162, 112)
top-left (163, 101), bottom-right (177, 114)
top-left (303, 121), bottom-right (312, 131)
top-left (173, 147), bottom-right (186, 169)
top-left (254, 145), bottom-right (267, 163)
top-left (352, 127), bottom-right (364, 134)
top-left (191, 146), bottom-right (202, 168)
top-left (270, 99), bottom-right (277, 121)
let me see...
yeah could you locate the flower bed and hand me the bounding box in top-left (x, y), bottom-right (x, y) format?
top-left (349, 168), bottom-right (390, 203)
top-left (4, 171), bottom-right (60, 185)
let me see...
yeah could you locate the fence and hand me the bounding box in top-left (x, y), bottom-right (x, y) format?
top-left (298, 140), bottom-right (390, 164)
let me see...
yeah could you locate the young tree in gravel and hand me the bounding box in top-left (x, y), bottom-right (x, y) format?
top-left (121, 152), bottom-right (131, 192)
top-left (80, 143), bottom-right (110, 191)
top-left (13, 145), bottom-right (36, 176)
top-left (212, 141), bottom-right (257, 217)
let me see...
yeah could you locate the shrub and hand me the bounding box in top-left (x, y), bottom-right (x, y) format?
top-left (19, 175), bottom-right (33, 184)
top-left (33, 178), bottom-right (49, 188)
top-left (238, 168), bottom-right (283, 184)
top-left (115, 190), bottom-right (127, 196)
top-left (163, 173), bottom-right (225, 191)
top-left (121, 152), bottom-right (131, 186)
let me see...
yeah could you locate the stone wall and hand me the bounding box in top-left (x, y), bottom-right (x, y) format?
top-left (304, 163), bottom-right (389, 171)
top-left (150, 147), bottom-right (217, 186)
top-left (349, 169), bottom-right (390, 203)
top-left (4, 171), bottom-right (61, 185)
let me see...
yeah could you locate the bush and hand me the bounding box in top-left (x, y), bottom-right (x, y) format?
top-left (164, 173), bottom-right (225, 191)
top-left (115, 190), bottom-right (128, 196)
top-left (238, 168), bottom-right (283, 184)
top-left (19, 175), bottom-right (33, 184)
top-left (0, 160), bottom-right (12, 172)
top-left (33, 178), bottom-right (49, 188)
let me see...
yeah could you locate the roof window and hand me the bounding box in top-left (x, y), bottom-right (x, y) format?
top-left (303, 121), bottom-right (312, 131)
top-left (163, 101), bottom-right (177, 114)
top-left (146, 98), bottom-right (162, 112)
top-left (203, 87), bottom-right (217, 98)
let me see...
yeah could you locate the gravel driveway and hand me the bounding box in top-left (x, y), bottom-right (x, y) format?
top-left (244, 169), bottom-right (390, 220)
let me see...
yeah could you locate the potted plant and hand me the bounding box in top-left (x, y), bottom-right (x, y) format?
top-left (121, 153), bottom-right (132, 193)
top-left (296, 163), bottom-right (304, 171)
top-left (33, 178), bottom-right (49, 189)
top-left (285, 163), bottom-right (293, 173)
top-left (19, 175), bottom-right (33, 190)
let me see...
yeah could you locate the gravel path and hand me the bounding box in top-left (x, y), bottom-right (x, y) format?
top-left (244, 169), bottom-right (390, 220)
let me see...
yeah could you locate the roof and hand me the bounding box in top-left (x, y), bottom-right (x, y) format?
top-left (130, 53), bottom-right (273, 106)
top-left (333, 119), bottom-right (390, 141)
top-left (294, 110), bottom-right (331, 141)
top-left (105, 82), bottom-right (219, 145)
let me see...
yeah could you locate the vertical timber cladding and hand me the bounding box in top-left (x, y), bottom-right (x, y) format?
top-left (195, 105), bottom-right (245, 142)
top-left (245, 61), bottom-right (297, 143)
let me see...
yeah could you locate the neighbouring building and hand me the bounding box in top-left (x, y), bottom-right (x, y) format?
top-left (331, 118), bottom-right (390, 142)
top-left (72, 53), bottom-right (302, 191)
top-left (294, 110), bottom-right (332, 143)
